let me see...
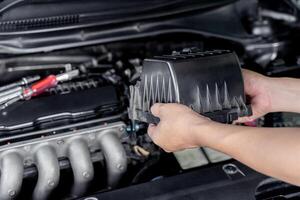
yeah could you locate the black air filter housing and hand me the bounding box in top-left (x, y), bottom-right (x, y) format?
top-left (128, 48), bottom-right (252, 124)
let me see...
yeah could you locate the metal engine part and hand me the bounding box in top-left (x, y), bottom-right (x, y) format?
top-left (129, 49), bottom-right (252, 124)
top-left (0, 121), bottom-right (127, 200)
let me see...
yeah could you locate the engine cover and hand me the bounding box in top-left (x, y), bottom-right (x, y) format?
top-left (0, 85), bottom-right (120, 134)
top-left (129, 49), bottom-right (252, 124)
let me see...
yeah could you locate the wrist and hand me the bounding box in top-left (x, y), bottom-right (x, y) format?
top-left (268, 77), bottom-right (300, 113)
top-left (190, 120), bottom-right (229, 149)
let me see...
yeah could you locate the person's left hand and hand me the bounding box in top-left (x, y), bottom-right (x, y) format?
top-left (147, 103), bottom-right (213, 152)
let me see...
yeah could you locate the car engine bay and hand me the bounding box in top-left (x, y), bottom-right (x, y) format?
top-left (0, 40), bottom-right (240, 199)
top-left (0, 0), bottom-right (299, 199)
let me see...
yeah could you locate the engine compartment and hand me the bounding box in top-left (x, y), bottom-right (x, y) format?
top-left (0, 0), bottom-right (300, 198)
top-left (0, 37), bottom-right (249, 199)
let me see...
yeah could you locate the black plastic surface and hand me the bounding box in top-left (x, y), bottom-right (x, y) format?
top-left (255, 178), bottom-right (300, 199)
top-left (0, 0), bottom-right (260, 54)
top-left (129, 49), bottom-right (252, 124)
top-left (80, 161), bottom-right (267, 200)
top-left (0, 86), bottom-right (120, 133)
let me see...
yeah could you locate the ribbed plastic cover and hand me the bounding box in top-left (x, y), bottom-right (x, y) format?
top-left (0, 15), bottom-right (79, 32)
top-left (128, 48), bottom-right (252, 124)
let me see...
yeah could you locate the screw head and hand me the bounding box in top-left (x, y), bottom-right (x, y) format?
top-left (57, 140), bottom-right (64, 145)
top-left (83, 171), bottom-right (91, 179)
top-left (8, 189), bottom-right (16, 197)
top-left (117, 164), bottom-right (124, 171)
top-left (223, 164), bottom-right (238, 175)
top-left (47, 179), bottom-right (55, 187)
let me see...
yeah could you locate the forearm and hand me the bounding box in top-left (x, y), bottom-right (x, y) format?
top-left (269, 77), bottom-right (300, 113)
top-left (196, 123), bottom-right (300, 186)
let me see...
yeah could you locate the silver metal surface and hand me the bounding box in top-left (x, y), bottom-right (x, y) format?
top-left (0, 87), bottom-right (22, 98)
top-left (0, 151), bottom-right (23, 200)
top-left (97, 130), bottom-right (127, 188)
top-left (0, 121), bottom-right (126, 199)
top-left (0, 76), bottom-right (40, 92)
top-left (7, 64), bottom-right (72, 72)
top-left (33, 145), bottom-right (60, 200)
top-left (56, 69), bottom-right (80, 82)
top-left (0, 90), bottom-right (22, 106)
top-left (68, 138), bottom-right (94, 198)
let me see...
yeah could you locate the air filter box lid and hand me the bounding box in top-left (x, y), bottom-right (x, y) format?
top-left (129, 49), bottom-right (252, 124)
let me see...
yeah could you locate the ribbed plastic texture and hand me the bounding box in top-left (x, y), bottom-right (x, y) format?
top-left (128, 48), bottom-right (252, 124)
top-left (0, 15), bottom-right (79, 32)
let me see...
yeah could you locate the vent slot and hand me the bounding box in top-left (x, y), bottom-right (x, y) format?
top-left (0, 14), bottom-right (79, 32)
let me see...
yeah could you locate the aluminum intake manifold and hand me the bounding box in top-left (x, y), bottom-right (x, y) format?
top-left (0, 121), bottom-right (127, 200)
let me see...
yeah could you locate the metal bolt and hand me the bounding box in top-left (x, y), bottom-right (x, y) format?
top-left (8, 189), bottom-right (16, 197)
top-left (223, 163), bottom-right (238, 175)
top-left (83, 171), bottom-right (90, 179)
top-left (117, 164), bottom-right (124, 171)
top-left (48, 179), bottom-right (55, 187)
top-left (2, 111), bottom-right (7, 116)
top-left (124, 69), bottom-right (131, 77)
top-left (119, 127), bottom-right (125, 132)
top-left (57, 140), bottom-right (64, 145)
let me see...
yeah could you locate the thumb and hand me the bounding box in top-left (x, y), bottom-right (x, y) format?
top-left (150, 103), bottom-right (165, 117)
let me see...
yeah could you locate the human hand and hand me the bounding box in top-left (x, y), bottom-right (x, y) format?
top-left (147, 103), bottom-right (213, 152)
top-left (236, 69), bottom-right (274, 123)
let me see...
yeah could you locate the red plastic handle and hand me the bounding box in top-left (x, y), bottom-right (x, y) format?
top-left (24, 75), bottom-right (58, 97)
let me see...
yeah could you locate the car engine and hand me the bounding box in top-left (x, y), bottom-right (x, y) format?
top-left (0, 0), bottom-right (299, 199)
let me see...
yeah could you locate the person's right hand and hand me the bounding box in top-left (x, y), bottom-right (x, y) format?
top-left (236, 69), bottom-right (274, 123)
top-left (147, 103), bottom-right (213, 152)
